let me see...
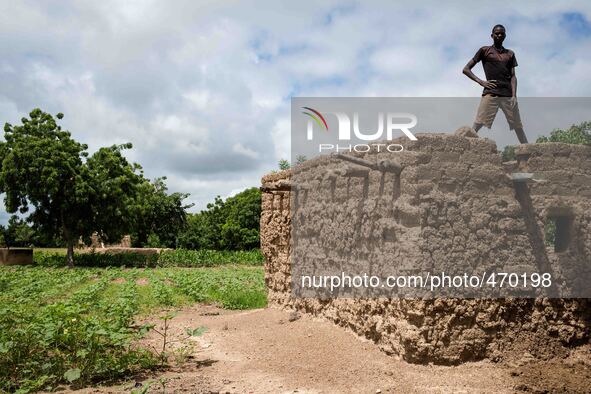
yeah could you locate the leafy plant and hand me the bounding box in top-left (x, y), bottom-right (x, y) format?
top-left (172, 344), bottom-right (195, 367)
top-left (186, 326), bottom-right (208, 337)
top-left (278, 158), bottom-right (290, 170)
top-left (146, 312), bottom-right (207, 367)
top-left (536, 121), bottom-right (591, 145)
top-left (501, 145), bottom-right (516, 162)
top-left (0, 265), bottom-right (265, 392)
top-left (149, 312), bottom-right (178, 366)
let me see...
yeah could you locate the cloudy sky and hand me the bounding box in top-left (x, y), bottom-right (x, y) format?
top-left (0, 0), bottom-right (590, 220)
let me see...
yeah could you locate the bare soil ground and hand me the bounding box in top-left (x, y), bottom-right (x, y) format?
top-left (65, 305), bottom-right (591, 394)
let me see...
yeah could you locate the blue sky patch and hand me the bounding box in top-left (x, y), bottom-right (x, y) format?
top-left (560, 11), bottom-right (591, 39)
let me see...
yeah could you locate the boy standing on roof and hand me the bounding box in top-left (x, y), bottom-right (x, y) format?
top-left (463, 24), bottom-right (528, 143)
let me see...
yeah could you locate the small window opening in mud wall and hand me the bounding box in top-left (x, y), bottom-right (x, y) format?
top-left (545, 209), bottom-right (573, 253)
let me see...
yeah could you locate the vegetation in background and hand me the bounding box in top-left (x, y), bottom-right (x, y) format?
top-left (0, 111), bottom-right (263, 254)
top-left (158, 249), bottom-right (263, 267)
top-left (0, 216), bottom-right (66, 248)
top-left (130, 177), bottom-right (193, 248)
top-left (0, 266), bottom-right (265, 392)
top-left (176, 187), bottom-right (261, 251)
top-left (0, 109), bottom-right (191, 265)
top-left (535, 121), bottom-right (591, 248)
top-left (278, 158), bottom-right (290, 170)
top-left (501, 145), bottom-right (516, 162)
top-left (34, 250), bottom-right (160, 268)
top-left (0, 108), bottom-right (267, 393)
top-left (536, 121), bottom-right (591, 145)
top-left (33, 249), bottom-right (263, 268)
top-left (277, 155), bottom-right (307, 171)
top-left (0, 109), bottom-right (140, 266)
top-left (500, 121), bottom-right (591, 162)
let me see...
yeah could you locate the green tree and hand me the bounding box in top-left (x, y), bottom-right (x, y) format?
top-left (179, 196), bottom-right (228, 250)
top-left (176, 211), bottom-right (211, 250)
top-left (177, 187), bottom-right (261, 251)
top-left (0, 109), bottom-right (144, 267)
top-left (536, 121), bottom-right (591, 145)
top-left (130, 177), bottom-right (192, 248)
top-left (0, 216), bottom-right (64, 248)
top-left (220, 187), bottom-right (261, 250)
top-left (5, 216), bottom-right (35, 247)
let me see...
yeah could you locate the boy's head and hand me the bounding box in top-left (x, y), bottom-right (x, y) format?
top-left (491, 24), bottom-right (506, 45)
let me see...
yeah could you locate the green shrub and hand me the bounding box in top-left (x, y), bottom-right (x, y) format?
top-left (34, 250), bottom-right (159, 268)
top-left (536, 121), bottom-right (591, 145)
top-left (0, 270), bottom-right (157, 393)
top-left (34, 249), bottom-right (264, 268)
top-left (158, 249), bottom-right (263, 267)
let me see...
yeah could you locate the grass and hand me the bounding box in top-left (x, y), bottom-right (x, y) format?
top-left (0, 265), bottom-right (266, 393)
top-left (0, 265), bottom-right (266, 314)
top-left (32, 248), bottom-right (265, 267)
top-left (33, 247), bottom-right (68, 254)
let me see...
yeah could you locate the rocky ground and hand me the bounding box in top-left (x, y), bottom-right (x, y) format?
top-left (60, 305), bottom-right (591, 394)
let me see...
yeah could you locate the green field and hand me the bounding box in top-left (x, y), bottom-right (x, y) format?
top-left (32, 248), bottom-right (264, 267)
top-left (0, 265), bottom-right (266, 393)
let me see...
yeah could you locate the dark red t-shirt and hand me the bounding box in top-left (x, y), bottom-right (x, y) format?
top-left (472, 45), bottom-right (517, 97)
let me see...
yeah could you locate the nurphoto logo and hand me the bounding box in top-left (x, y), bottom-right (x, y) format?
top-left (302, 106), bottom-right (418, 153)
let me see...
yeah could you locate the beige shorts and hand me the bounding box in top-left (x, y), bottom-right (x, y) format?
top-left (474, 95), bottom-right (523, 130)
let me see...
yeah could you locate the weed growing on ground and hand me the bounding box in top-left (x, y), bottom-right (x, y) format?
top-left (0, 265), bottom-right (264, 392)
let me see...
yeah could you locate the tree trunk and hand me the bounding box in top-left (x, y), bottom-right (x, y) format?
top-left (66, 241), bottom-right (74, 268)
top-left (62, 218), bottom-right (75, 268)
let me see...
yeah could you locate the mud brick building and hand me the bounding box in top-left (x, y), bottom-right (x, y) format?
top-left (261, 134), bottom-right (591, 364)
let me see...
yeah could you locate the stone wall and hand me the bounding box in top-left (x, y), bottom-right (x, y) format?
top-left (0, 248), bottom-right (33, 266)
top-left (260, 134), bottom-right (591, 364)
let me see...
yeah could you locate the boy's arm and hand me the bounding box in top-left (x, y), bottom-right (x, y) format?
top-left (463, 57), bottom-right (497, 90)
top-left (510, 67), bottom-right (517, 107)
top-left (510, 67), bottom-right (517, 96)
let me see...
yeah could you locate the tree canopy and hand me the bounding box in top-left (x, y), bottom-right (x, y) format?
top-left (536, 121), bottom-right (591, 145)
top-left (501, 120), bottom-right (591, 162)
top-left (177, 187), bottom-right (261, 251)
top-left (130, 177), bottom-right (193, 248)
top-left (0, 109), bottom-right (190, 265)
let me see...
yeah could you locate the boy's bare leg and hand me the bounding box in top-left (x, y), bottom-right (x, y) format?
top-left (515, 127), bottom-right (528, 144)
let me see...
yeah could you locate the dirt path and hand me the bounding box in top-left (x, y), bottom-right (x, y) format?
top-left (70, 305), bottom-right (591, 394)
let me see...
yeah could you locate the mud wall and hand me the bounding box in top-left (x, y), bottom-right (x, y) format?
top-left (260, 134), bottom-right (591, 364)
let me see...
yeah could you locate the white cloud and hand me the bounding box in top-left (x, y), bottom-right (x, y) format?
top-left (183, 90), bottom-right (212, 111)
top-left (271, 116), bottom-right (291, 162)
top-left (232, 143), bottom-right (259, 159)
top-left (0, 0), bottom-right (590, 221)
